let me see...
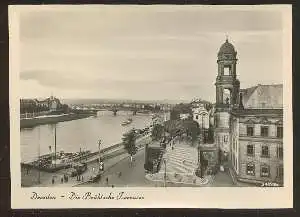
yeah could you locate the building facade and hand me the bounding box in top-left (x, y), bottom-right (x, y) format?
top-left (213, 39), bottom-right (283, 185)
top-left (230, 87), bottom-right (283, 185)
top-left (20, 95), bottom-right (62, 114)
top-left (192, 104), bottom-right (209, 129)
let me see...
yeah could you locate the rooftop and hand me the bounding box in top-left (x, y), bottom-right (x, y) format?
top-left (232, 108), bottom-right (283, 116)
top-left (218, 38), bottom-right (236, 55)
top-left (240, 84), bottom-right (283, 109)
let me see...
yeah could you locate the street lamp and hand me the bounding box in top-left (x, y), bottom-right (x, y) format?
top-left (196, 135), bottom-right (202, 178)
top-left (98, 139), bottom-right (103, 171)
top-left (37, 127), bottom-right (41, 184)
top-left (197, 135), bottom-right (201, 164)
top-left (79, 147), bottom-right (82, 163)
top-left (162, 156), bottom-right (167, 187)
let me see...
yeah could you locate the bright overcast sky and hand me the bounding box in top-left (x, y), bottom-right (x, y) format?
top-left (18, 5), bottom-right (284, 102)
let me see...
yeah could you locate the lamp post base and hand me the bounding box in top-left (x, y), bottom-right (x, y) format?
top-left (195, 167), bottom-right (203, 178)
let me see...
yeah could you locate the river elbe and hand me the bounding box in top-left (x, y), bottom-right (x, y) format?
top-left (20, 111), bottom-right (153, 163)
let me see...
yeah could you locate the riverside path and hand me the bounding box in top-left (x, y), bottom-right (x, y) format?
top-left (80, 142), bottom-right (201, 187)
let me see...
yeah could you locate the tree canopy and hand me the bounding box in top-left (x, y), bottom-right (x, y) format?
top-left (151, 124), bottom-right (164, 141)
top-left (170, 103), bottom-right (193, 120)
top-left (122, 129), bottom-right (137, 156)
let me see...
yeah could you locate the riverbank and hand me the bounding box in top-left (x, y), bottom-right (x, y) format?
top-left (21, 135), bottom-right (152, 187)
top-left (20, 112), bottom-right (96, 129)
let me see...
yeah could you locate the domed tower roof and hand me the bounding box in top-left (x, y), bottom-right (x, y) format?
top-left (218, 38), bottom-right (236, 55)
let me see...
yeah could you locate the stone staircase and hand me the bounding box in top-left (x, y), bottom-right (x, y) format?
top-left (159, 144), bottom-right (198, 175)
top-left (144, 143), bottom-right (212, 186)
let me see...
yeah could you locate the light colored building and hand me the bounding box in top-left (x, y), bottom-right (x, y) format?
top-left (230, 85), bottom-right (283, 185)
top-left (47, 96), bottom-right (61, 112)
top-left (192, 104), bottom-right (209, 129)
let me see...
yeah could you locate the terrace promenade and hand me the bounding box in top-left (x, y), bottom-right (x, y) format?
top-left (21, 135), bottom-right (151, 187)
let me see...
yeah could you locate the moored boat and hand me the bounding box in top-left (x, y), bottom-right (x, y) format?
top-left (22, 124), bottom-right (91, 172)
top-left (121, 117), bottom-right (133, 126)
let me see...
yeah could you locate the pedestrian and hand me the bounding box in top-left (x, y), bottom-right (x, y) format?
top-left (52, 177), bottom-right (55, 185)
top-left (61, 177), bottom-right (63, 183)
top-left (106, 177), bottom-right (109, 185)
top-left (112, 185), bottom-right (114, 188)
top-left (82, 175), bottom-right (84, 182)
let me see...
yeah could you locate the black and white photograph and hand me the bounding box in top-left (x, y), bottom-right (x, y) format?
top-left (9, 5), bottom-right (292, 208)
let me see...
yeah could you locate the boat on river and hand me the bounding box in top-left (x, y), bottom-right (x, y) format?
top-left (21, 124), bottom-right (91, 172)
top-left (121, 117), bottom-right (133, 126)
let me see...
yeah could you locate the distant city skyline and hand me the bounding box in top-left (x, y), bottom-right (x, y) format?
top-left (19, 5), bottom-right (283, 102)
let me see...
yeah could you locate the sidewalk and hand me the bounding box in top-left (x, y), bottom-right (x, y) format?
top-left (22, 151), bottom-right (130, 187)
top-left (81, 137), bottom-right (212, 188)
top-left (208, 170), bottom-right (235, 187)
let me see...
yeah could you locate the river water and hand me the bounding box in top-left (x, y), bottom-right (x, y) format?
top-left (21, 111), bottom-right (153, 163)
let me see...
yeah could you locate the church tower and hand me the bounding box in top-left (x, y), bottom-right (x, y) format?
top-left (214, 38), bottom-right (240, 169)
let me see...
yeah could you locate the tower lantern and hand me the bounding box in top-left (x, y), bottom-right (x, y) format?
top-left (216, 38), bottom-right (240, 108)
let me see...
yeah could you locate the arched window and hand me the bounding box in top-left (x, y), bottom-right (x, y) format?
top-left (246, 162), bottom-right (255, 176)
top-left (223, 89), bottom-right (231, 104)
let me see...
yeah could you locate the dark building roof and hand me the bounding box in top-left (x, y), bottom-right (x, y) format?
top-left (240, 84), bottom-right (283, 109)
top-left (218, 39), bottom-right (236, 55)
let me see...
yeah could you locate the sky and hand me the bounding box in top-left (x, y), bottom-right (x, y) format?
top-left (18, 5), bottom-right (284, 102)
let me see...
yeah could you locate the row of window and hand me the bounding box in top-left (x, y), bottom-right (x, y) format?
top-left (246, 125), bottom-right (283, 138)
top-left (246, 163), bottom-right (283, 179)
top-left (247, 144), bottom-right (283, 159)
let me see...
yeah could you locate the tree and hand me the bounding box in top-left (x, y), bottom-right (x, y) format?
top-left (151, 124), bottom-right (164, 141)
top-left (204, 103), bottom-right (213, 111)
top-left (122, 129), bottom-right (137, 157)
top-left (62, 104), bottom-right (70, 113)
top-left (207, 124), bottom-right (215, 144)
top-left (170, 109), bottom-right (180, 120)
top-left (154, 105), bottom-right (161, 112)
top-left (190, 125), bottom-right (200, 146)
